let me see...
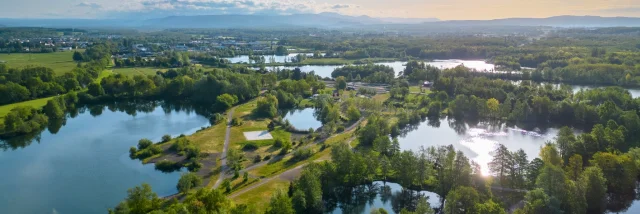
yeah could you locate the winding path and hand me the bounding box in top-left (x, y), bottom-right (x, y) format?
top-left (212, 107), bottom-right (236, 189)
top-left (229, 163), bottom-right (308, 198)
top-left (229, 127), bottom-right (361, 198)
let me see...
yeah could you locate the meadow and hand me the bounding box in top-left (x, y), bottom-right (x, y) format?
top-left (0, 51), bottom-right (78, 75)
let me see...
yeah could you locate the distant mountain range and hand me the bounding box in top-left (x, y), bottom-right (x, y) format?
top-left (0, 14), bottom-right (639, 29)
top-left (440, 16), bottom-right (640, 27)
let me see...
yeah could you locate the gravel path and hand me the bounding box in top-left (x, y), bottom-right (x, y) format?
top-left (212, 107), bottom-right (236, 189)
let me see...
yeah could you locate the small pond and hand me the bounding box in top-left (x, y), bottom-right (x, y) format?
top-left (398, 118), bottom-right (559, 175)
top-left (257, 65), bottom-right (344, 78)
top-left (327, 181), bottom-right (441, 214)
top-left (0, 102), bottom-right (210, 214)
top-left (282, 108), bottom-right (322, 131)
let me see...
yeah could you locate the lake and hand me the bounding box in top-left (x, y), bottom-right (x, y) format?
top-left (0, 102), bottom-right (210, 214)
top-left (327, 181), bottom-right (441, 214)
top-left (252, 60), bottom-right (497, 78)
top-left (224, 53), bottom-right (316, 64)
top-left (397, 118), bottom-right (558, 175)
top-left (570, 85), bottom-right (640, 98)
top-left (282, 108), bottom-right (322, 130)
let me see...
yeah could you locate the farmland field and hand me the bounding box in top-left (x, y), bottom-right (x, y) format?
top-left (0, 51), bottom-right (78, 75)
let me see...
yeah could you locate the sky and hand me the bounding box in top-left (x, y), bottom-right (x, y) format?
top-left (0, 0), bottom-right (639, 20)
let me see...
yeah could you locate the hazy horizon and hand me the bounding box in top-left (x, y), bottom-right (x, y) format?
top-left (0, 0), bottom-right (638, 20)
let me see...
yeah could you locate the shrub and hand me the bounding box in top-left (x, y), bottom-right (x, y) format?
top-left (210, 113), bottom-right (225, 124)
top-left (155, 160), bottom-right (180, 172)
top-left (138, 138), bottom-right (153, 150)
top-left (129, 147), bottom-right (138, 159)
top-left (161, 135), bottom-right (172, 143)
top-left (254, 155), bottom-right (262, 163)
top-left (185, 160), bottom-right (203, 172)
top-left (171, 138), bottom-right (191, 153)
top-left (264, 155), bottom-right (272, 161)
top-left (185, 145), bottom-right (201, 159)
top-left (337, 125), bottom-right (345, 132)
top-left (149, 145), bottom-right (163, 154)
top-left (274, 138), bottom-right (291, 148)
top-left (177, 173), bottom-right (202, 194)
top-left (231, 117), bottom-right (244, 126)
top-left (242, 142), bottom-right (259, 151)
top-left (292, 148), bottom-right (314, 161)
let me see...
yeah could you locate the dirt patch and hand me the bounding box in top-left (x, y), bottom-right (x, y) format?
top-left (197, 152), bottom-right (220, 187)
top-left (278, 166), bottom-right (304, 181)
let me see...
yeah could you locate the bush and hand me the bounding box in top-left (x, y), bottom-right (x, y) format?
top-left (185, 160), bottom-right (203, 172)
top-left (149, 145), bottom-right (163, 154)
top-left (292, 148), bottom-right (314, 161)
top-left (254, 155), bottom-right (262, 163)
top-left (231, 117), bottom-right (244, 126)
top-left (161, 135), bottom-right (172, 143)
top-left (177, 172), bottom-right (202, 194)
top-left (155, 160), bottom-right (180, 172)
top-left (138, 138), bottom-right (153, 150)
top-left (242, 142), bottom-right (259, 151)
top-left (337, 125), bottom-right (345, 132)
top-left (274, 138), bottom-right (291, 148)
top-left (185, 145), bottom-right (201, 159)
top-left (135, 145), bottom-right (163, 159)
top-left (264, 155), bottom-right (272, 161)
top-left (171, 138), bottom-right (191, 153)
top-left (129, 147), bottom-right (138, 159)
top-left (210, 113), bottom-right (225, 125)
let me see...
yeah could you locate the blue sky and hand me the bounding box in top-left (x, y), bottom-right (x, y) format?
top-left (0, 0), bottom-right (639, 20)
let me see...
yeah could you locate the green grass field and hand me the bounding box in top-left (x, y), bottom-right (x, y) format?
top-left (0, 96), bottom-right (55, 123)
top-left (113, 67), bottom-right (167, 77)
top-left (0, 51), bottom-right (78, 75)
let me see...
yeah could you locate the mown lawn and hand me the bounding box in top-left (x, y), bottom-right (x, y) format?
top-left (231, 178), bottom-right (290, 212)
top-left (0, 51), bottom-right (78, 75)
top-left (0, 97), bottom-right (55, 123)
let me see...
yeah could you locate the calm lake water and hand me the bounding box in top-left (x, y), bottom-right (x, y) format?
top-left (224, 53), bottom-right (316, 63)
top-left (282, 108), bottom-right (322, 130)
top-left (328, 181), bottom-right (441, 214)
top-left (252, 60), bottom-right (497, 78)
top-left (398, 118), bottom-right (558, 175)
top-left (0, 103), bottom-right (210, 214)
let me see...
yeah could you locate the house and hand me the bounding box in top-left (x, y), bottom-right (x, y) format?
top-left (58, 47), bottom-right (73, 51)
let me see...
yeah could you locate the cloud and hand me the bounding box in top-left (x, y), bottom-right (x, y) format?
top-left (95, 0), bottom-right (366, 17)
top-left (76, 2), bottom-right (102, 9)
top-left (331, 4), bottom-right (352, 9)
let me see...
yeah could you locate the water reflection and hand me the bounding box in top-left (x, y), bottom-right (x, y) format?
top-left (327, 181), bottom-right (441, 214)
top-left (0, 101), bottom-right (210, 214)
top-left (250, 59), bottom-right (498, 79)
top-left (281, 108), bottom-right (323, 130)
top-left (1, 101), bottom-right (214, 151)
top-left (398, 117), bottom-right (558, 175)
top-left (224, 53), bottom-right (317, 63)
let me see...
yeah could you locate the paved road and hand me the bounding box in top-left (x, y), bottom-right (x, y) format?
top-left (212, 107), bottom-right (236, 189)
